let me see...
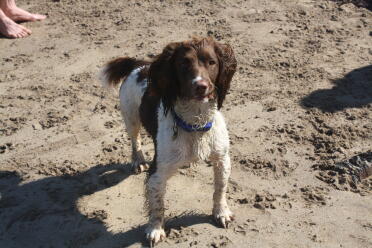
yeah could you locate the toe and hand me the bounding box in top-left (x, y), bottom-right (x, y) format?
top-left (214, 210), bottom-right (234, 228)
top-left (132, 162), bottom-right (149, 174)
top-left (34, 14), bottom-right (47, 21)
top-left (146, 227), bottom-right (166, 247)
top-left (19, 28), bottom-right (30, 37)
top-left (220, 216), bottom-right (227, 228)
top-left (21, 25), bottom-right (31, 34)
top-left (218, 215), bottom-right (230, 228)
top-left (140, 163), bottom-right (150, 172)
top-left (18, 30), bottom-right (25, 38)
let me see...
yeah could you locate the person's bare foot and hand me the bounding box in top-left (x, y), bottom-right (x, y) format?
top-left (0, 9), bottom-right (31, 38)
top-left (3, 5), bottom-right (46, 22)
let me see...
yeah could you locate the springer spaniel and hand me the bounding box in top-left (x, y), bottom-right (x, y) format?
top-left (100, 37), bottom-right (237, 246)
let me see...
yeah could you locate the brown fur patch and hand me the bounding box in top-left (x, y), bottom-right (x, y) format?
top-left (140, 88), bottom-right (160, 175)
top-left (214, 42), bottom-right (237, 109)
top-left (137, 65), bottom-right (150, 83)
top-left (147, 37), bottom-right (237, 112)
top-left (102, 57), bottom-right (149, 87)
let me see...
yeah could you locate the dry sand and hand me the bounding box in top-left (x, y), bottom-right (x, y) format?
top-left (0, 0), bottom-right (371, 247)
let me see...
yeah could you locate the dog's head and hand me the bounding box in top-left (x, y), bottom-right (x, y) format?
top-left (148, 37), bottom-right (237, 113)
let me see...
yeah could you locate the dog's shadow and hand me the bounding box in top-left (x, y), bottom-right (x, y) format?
top-left (300, 65), bottom-right (372, 112)
top-left (105, 212), bottom-right (214, 247)
top-left (0, 163), bottom-right (215, 247)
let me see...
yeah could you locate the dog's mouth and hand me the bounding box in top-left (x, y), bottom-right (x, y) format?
top-left (195, 91), bottom-right (214, 102)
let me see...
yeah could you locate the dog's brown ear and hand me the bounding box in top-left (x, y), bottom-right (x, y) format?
top-left (214, 42), bottom-right (237, 109)
top-left (149, 42), bottom-right (181, 114)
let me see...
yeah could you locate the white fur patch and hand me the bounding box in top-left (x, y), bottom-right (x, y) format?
top-left (119, 66), bottom-right (148, 108)
top-left (192, 76), bottom-right (203, 85)
top-left (156, 101), bottom-right (228, 165)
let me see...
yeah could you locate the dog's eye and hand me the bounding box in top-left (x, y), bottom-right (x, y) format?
top-left (209, 60), bottom-right (216, 66)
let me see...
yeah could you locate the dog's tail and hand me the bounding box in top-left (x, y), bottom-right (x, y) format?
top-left (99, 57), bottom-right (148, 88)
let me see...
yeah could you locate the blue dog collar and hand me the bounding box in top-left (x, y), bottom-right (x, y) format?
top-left (171, 109), bottom-right (213, 132)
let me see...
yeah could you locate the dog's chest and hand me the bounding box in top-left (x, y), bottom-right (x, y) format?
top-left (182, 130), bottom-right (214, 162)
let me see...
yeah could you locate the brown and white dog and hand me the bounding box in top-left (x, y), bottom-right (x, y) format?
top-left (100, 37), bottom-right (237, 246)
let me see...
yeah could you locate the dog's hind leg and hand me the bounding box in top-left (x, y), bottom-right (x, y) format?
top-left (119, 71), bottom-right (150, 174)
top-left (124, 116), bottom-right (149, 174)
top-left (121, 103), bottom-right (150, 173)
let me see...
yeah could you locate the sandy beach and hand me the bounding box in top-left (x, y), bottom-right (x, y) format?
top-left (0, 0), bottom-right (371, 247)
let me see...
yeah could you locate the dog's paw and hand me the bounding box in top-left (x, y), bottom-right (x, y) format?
top-left (213, 208), bottom-right (234, 229)
top-left (146, 226), bottom-right (166, 247)
top-left (132, 161), bottom-right (150, 174)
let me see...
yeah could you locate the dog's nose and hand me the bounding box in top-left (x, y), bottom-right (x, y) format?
top-left (195, 80), bottom-right (208, 94)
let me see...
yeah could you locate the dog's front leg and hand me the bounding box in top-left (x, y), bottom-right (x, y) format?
top-left (145, 163), bottom-right (179, 247)
top-left (212, 154), bottom-right (234, 228)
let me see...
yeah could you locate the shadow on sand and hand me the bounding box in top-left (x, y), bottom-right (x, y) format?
top-left (0, 163), bottom-right (215, 248)
top-left (301, 65), bottom-right (372, 112)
